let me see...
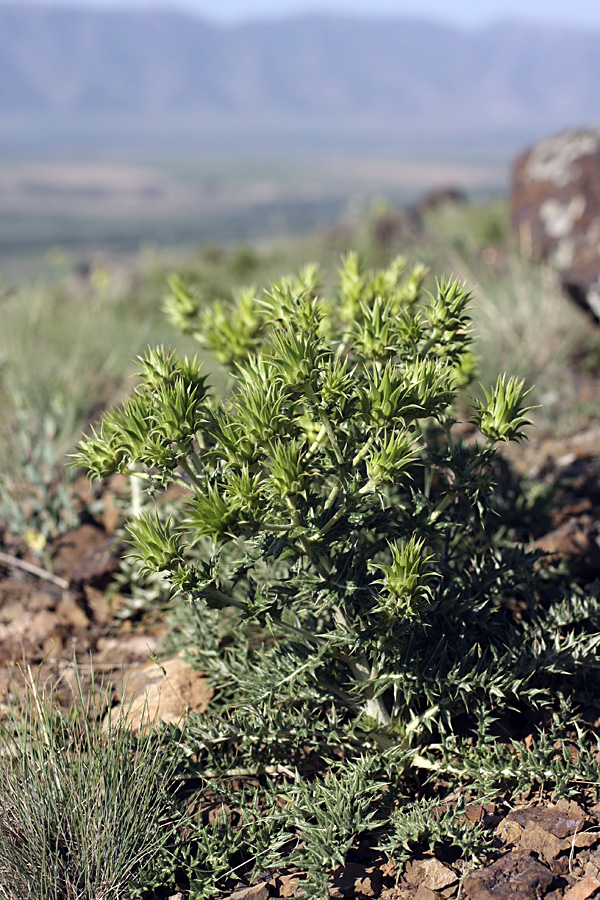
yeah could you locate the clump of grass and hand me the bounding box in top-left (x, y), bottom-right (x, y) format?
top-left (0, 667), bottom-right (177, 900)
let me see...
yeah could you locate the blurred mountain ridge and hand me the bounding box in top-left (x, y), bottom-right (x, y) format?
top-left (1, 5), bottom-right (599, 154)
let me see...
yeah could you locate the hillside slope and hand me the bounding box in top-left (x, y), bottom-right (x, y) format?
top-left (1, 7), bottom-right (600, 153)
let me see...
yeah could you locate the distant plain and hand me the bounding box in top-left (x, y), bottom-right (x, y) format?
top-left (0, 153), bottom-right (507, 278)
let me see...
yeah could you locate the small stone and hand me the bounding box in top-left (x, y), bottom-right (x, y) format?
top-left (406, 859), bottom-right (458, 891)
top-left (496, 817), bottom-right (524, 844)
top-left (28, 590), bottom-right (55, 612)
top-left (278, 874), bottom-right (300, 897)
top-left (83, 584), bottom-right (111, 624)
top-left (518, 821), bottom-right (565, 861)
top-left (585, 852), bottom-right (600, 880)
top-left (414, 886), bottom-right (442, 900)
top-left (574, 835), bottom-right (600, 850)
top-left (536, 517), bottom-right (600, 578)
top-left (55, 592), bottom-right (90, 628)
top-left (557, 800), bottom-right (587, 820)
top-left (95, 633), bottom-right (159, 669)
top-left (26, 609), bottom-right (60, 645)
top-left (100, 490), bottom-right (123, 534)
top-left (465, 805), bottom-right (485, 824)
top-left (440, 886), bottom-right (459, 900)
top-left (504, 805), bottom-right (587, 840)
top-left (354, 868), bottom-right (383, 897)
top-left (52, 524), bottom-right (121, 585)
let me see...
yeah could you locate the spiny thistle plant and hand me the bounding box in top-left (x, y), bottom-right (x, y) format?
top-left (77, 253), bottom-right (599, 765)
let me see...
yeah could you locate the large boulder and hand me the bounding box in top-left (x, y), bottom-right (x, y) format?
top-left (511, 128), bottom-right (600, 321)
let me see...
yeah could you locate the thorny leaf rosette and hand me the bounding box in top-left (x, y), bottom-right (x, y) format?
top-left (76, 254), bottom-right (599, 763)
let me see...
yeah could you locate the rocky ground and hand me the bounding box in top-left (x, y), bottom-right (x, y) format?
top-left (0, 429), bottom-right (599, 900)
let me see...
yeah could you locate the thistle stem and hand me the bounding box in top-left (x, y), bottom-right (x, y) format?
top-left (352, 435), bottom-right (374, 467)
top-left (317, 408), bottom-right (345, 466)
top-left (315, 500), bottom-right (348, 539)
top-left (130, 469), bottom-right (143, 518)
top-left (348, 656), bottom-right (392, 728)
top-left (305, 423), bottom-right (328, 459)
top-left (190, 449), bottom-right (204, 474)
top-left (323, 479), bottom-right (342, 512)
top-left (179, 458), bottom-right (204, 490)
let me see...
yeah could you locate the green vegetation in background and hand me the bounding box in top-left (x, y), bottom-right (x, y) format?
top-left (0, 153), bottom-right (505, 279)
top-left (419, 198), bottom-right (597, 428)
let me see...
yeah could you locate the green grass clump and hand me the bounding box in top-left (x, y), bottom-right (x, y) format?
top-left (0, 670), bottom-right (177, 900)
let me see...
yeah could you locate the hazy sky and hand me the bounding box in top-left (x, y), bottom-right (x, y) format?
top-left (12, 0), bottom-right (600, 30)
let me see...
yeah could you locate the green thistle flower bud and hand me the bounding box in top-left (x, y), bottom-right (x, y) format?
top-left (185, 484), bottom-right (238, 540)
top-left (374, 536), bottom-right (437, 619)
top-left (127, 512), bottom-right (182, 576)
top-left (226, 466), bottom-right (265, 520)
top-left (361, 362), bottom-right (419, 427)
top-left (366, 429), bottom-right (418, 486)
top-left (474, 374), bottom-right (534, 443)
top-left (267, 440), bottom-right (308, 498)
top-left (164, 275), bottom-right (200, 335)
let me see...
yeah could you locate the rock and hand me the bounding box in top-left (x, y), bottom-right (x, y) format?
top-left (109, 655), bottom-right (212, 732)
top-left (511, 127), bottom-right (600, 322)
top-left (563, 879), bottom-right (600, 900)
top-left (496, 805), bottom-right (597, 867)
top-left (226, 885), bottom-right (269, 900)
top-left (354, 867), bottom-right (383, 897)
top-left (380, 890), bottom-right (415, 900)
top-left (277, 874), bottom-right (300, 897)
top-left (496, 817), bottom-right (525, 845)
top-left (586, 855), bottom-right (600, 881)
top-left (405, 859), bottom-right (458, 891)
top-left (504, 804), bottom-right (587, 840)
top-left (517, 822), bottom-right (565, 862)
top-left (55, 592), bottom-right (90, 628)
top-left (414, 887), bottom-right (442, 900)
top-left (465, 804), bottom-right (497, 825)
top-left (26, 609), bottom-right (62, 647)
top-left (95, 633), bottom-right (160, 668)
top-left (83, 585), bottom-right (112, 624)
top-left (536, 515), bottom-right (600, 578)
top-left (330, 862), bottom-right (380, 897)
top-left (463, 851), bottom-right (554, 900)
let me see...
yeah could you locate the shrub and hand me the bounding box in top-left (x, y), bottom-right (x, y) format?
top-left (76, 254), bottom-right (600, 891)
